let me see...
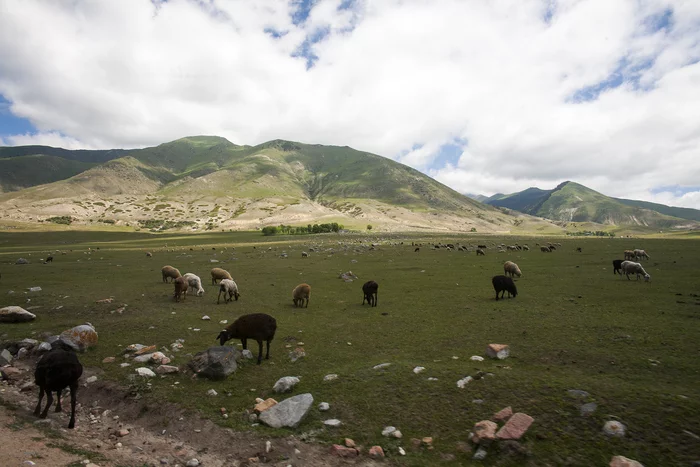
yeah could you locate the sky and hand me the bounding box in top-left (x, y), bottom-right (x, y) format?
top-left (1, 0), bottom-right (699, 209)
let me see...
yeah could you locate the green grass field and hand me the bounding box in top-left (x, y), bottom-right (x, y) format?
top-left (1, 230), bottom-right (699, 466)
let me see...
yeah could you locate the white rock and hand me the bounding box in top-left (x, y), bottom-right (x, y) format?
top-left (201, 315), bottom-right (211, 320)
top-left (427, 377), bottom-right (439, 381)
top-left (373, 363), bottom-right (391, 370)
top-left (398, 447), bottom-right (406, 455)
top-left (273, 376), bottom-right (300, 393)
top-left (135, 367), bottom-right (156, 378)
top-left (470, 355), bottom-right (485, 361)
top-left (219, 320), bottom-right (228, 324)
top-left (457, 376), bottom-right (473, 388)
top-left (382, 426), bottom-right (397, 437)
top-left (242, 349), bottom-right (254, 360)
top-left (323, 419), bottom-right (342, 427)
top-left (86, 376), bottom-right (98, 384)
top-left (120, 363), bottom-right (131, 368)
top-left (265, 440), bottom-right (272, 453)
top-left (323, 374), bottom-right (338, 381)
top-left (186, 459), bottom-right (200, 467)
top-left (603, 420), bottom-right (626, 437)
top-left (133, 353), bottom-right (155, 362)
top-left (318, 402), bottom-right (330, 411)
top-left (393, 430), bottom-right (403, 438)
top-left (29, 287), bottom-right (42, 292)
top-left (413, 366), bottom-right (425, 374)
top-left (207, 389), bottom-right (218, 396)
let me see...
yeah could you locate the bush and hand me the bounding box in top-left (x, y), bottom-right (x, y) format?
top-left (46, 216), bottom-right (73, 225)
top-left (367, 224), bottom-right (373, 230)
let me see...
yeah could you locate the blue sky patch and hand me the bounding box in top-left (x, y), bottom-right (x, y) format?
top-left (650, 185), bottom-right (700, 196)
top-left (430, 140), bottom-right (467, 170)
top-left (0, 95), bottom-right (36, 140)
top-left (569, 56), bottom-right (655, 102)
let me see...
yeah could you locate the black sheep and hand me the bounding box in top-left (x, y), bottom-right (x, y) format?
top-left (216, 313), bottom-right (277, 365)
top-left (612, 259), bottom-right (624, 275)
top-left (34, 349), bottom-right (83, 428)
top-left (492, 275), bottom-right (518, 300)
top-left (362, 280), bottom-right (379, 307)
top-left (44, 255), bottom-right (54, 263)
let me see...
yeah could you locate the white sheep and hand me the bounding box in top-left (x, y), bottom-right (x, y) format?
top-left (633, 249), bottom-right (650, 261)
top-left (503, 261), bottom-right (522, 278)
top-left (217, 279), bottom-right (240, 304)
top-left (620, 261), bottom-right (650, 282)
top-left (182, 273), bottom-right (205, 296)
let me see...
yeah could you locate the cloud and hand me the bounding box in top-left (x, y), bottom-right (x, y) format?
top-left (0, 132), bottom-right (90, 150)
top-left (0, 0), bottom-right (699, 208)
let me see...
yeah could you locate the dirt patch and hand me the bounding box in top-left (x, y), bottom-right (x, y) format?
top-left (1, 359), bottom-right (384, 466)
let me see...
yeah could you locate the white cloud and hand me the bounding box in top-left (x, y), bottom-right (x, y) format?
top-left (1, 132), bottom-right (90, 150)
top-left (0, 0), bottom-right (699, 208)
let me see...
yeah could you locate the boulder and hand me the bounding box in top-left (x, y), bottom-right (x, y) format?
top-left (493, 406), bottom-right (513, 422)
top-left (0, 306), bottom-right (36, 323)
top-left (15, 258), bottom-right (29, 264)
top-left (59, 324), bottom-right (98, 351)
top-left (486, 343), bottom-right (510, 359)
top-left (258, 393), bottom-right (313, 428)
top-left (188, 346), bottom-right (242, 380)
top-left (610, 455), bottom-right (644, 467)
top-left (135, 367), bottom-right (156, 378)
top-left (472, 420), bottom-right (498, 444)
top-left (0, 348), bottom-right (13, 366)
top-left (496, 413), bottom-right (534, 440)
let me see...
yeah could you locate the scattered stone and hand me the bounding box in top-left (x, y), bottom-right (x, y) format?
top-left (59, 324), bottom-right (98, 351)
top-left (265, 440), bottom-right (272, 453)
top-left (330, 444), bottom-right (358, 458)
top-left (413, 366), bottom-right (426, 374)
top-left (496, 413), bottom-right (534, 440)
top-left (323, 374), bottom-right (338, 381)
top-left (201, 315), bottom-right (210, 320)
top-left (398, 447), bottom-right (406, 455)
top-left (155, 365), bottom-right (179, 374)
top-left (422, 437), bottom-right (433, 447)
top-left (470, 355), bottom-right (484, 361)
top-left (95, 297), bottom-right (113, 304)
top-left (486, 344), bottom-right (510, 359)
top-left (457, 376), bottom-right (473, 388)
top-left (368, 446), bottom-right (384, 458)
top-left (119, 363), bottom-right (131, 368)
top-left (610, 455), bottom-right (644, 467)
top-left (86, 376), bottom-right (98, 384)
top-left (206, 389), bottom-right (218, 396)
top-left (473, 446), bottom-right (488, 460)
top-left (241, 349), bottom-right (253, 360)
top-left (1, 348), bottom-right (13, 365)
top-left (373, 363), bottom-right (391, 370)
top-left (427, 377), bottom-right (438, 381)
top-left (323, 419), bottom-right (342, 427)
top-left (0, 306), bottom-right (36, 323)
top-left (186, 459), bottom-right (200, 467)
top-left (289, 347), bottom-right (306, 362)
top-left (219, 320), bottom-right (228, 324)
top-left (567, 389), bottom-right (590, 398)
top-left (581, 402), bottom-right (598, 416)
top-left (393, 430), bottom-right (403, 438)
top-left (472, 420), bottom-right (498, 444)
top-left (254, 398), bottom-right (278, 414)
top-left (318, 402), bottom-right (330, 411)
top-left (102, 357), bottom-right (116, 363)
top-left (493, 406), bottom-right (513, 422)
top-left (344, 438), bottom-right (355, 448)
top-left (603, 420), bottom-right (626, 437)
top-left (188, 346), bottom-right (242, 380)
top-left (273, 376), bottom-right (300, 393)
top-left (118, 429), bottom-right (130, 437)
top-left (258, 393), bottom-right (314, 429)
top-left (16, 258), bottom-right (29, 264)
top-left (135, 368), bottom-right (156, 378)
top-left (382, 426), bottom-right (397, 437)
top-left (28, 287), bottom-right (42, 292)
top-left (0, 366), bottom-right (22, 381)
top-left (134, 353), bottom-right (156, 363)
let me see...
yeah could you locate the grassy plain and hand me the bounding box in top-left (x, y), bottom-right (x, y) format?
top-left (1, 230), bottom-right (699, 466)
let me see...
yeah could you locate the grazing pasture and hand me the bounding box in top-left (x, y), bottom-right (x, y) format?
top-left (1, 230), bottom-right (699, 465)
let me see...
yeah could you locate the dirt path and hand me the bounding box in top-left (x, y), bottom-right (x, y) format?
top-left (1, 360), bottom-right (384, 467)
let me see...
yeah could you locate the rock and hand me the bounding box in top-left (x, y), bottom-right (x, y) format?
top-left (118, 429), bottom-right (130, 437)
top-left (422, 437), bottom-right (433, 447)
top-left (393, 430), bottom-right (403, 438)
top-left (368, 446), bottom-right (385, 458)
top-left (382, 426), bottom-right (397, 437)
top-left (155, 365), bottom-right (179, 374)
top-left (398, 447), bottom-right (406, 455)
top-left (457, 376), bottom-right (473, 388)
top-left (493, 406), bottom-right (513, 422)
top-left (258, 393), bottom-right (314, 429)
top-left (134, 345), bottom-right (156, 355)
top-left (318, 402), bottom-right (330, 411)
top-left (135, 367), bottom-right (156, 378)
top-left (0, 366), bottom-right (22, 381)
top-left (470, 355), bottom-right (484, 361)
top-left (201, 315), bottom-right (210, 320)
top-left (102, 357), bottom-right (116, 363)
top-left (324, 419), bottom-right (342, 427)
top-left (36, 342), bottom-right (52, 352)
top-left (330, 444), bottom-right (358, 458)
top-left (16, 258), bottom-right (29, 264)
top-left (188, 346), bottom-right (242, 380)
top-left (344, 438), bottom-right (355, 448)
top-left (150, 352), bottom-right (170, 365)
top-left (473, 446), bottom-right (488, 460)
top-left (289, 347), bottom-right (306, 362)
top-left (486, 343), bottom-right (509, 359)
top-left (603, 420), bottom-right (626, 437)
top-left (86, 376), bottom-right (98, 384)
top-left (241, 349), bottom-right (254, 360)
top-left (413, 366), bottom-right (426, 374)
top-left (273, 376), bottom-right (300, 393)
top-left (323, 374), bottom-right (338, 381)
top-left (1, 348), bottom-right (13, 365)
top-left (496, 413), bottom-right (534, 440)
top-left (610, 455), bottom-right (644, 467)
top-left (120, 363), bottom-right (131, 368)
top-left (28, 287), bottom-right (42, 292)
top-left (567, 389), bottom-right (590, 398)
top-left (0, 306), bottom-right (36, 323)
top-left (373, 363), bottom-right (391, 370)
top-left (254, 398), bottom-right (278, 413)
top-left (186, 459), bottom-right (200, 467)
top-left (59, 324), bottom-right (98, 351)
top-left (206, 389), bottom-right (218, 396)
top-left (581, 402), bottom-right (598, 416)
top-left (134, 353), bottom-right (155, 363)
top-left (472, 420), bottom-right (498, 444)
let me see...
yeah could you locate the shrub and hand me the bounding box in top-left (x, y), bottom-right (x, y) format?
top-left (46, 216), bottom-right (73, 225)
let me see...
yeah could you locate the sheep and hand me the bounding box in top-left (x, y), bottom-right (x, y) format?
top-left (182, 273), bottom-right (205, 296)
top-left (621, 261), bottom-right (650, 281)
top-left (540, 246), bottom-right (551, 252)
top-left (44, 255), bottom-right (54, 264)
top-left (522, 245), bottom-right (529, 251)
top-left (216, 313), bottom-right (277, 365)
top-left (548, 245), bottom-right (557, 251)
top-left (217, 279), bottom-right (240, 304)
top-left (624, 250), bottom-right (636, 260)
top-left (414, 247), bottom-right (420, 252)
top-left (210, 267), bottom-right (232, 285)
top-left (34, 348), bottom-right (83, 428)
top-left (146, 252), bottom-right (152, 257)
top-left (576, 247), bottom-right (582, 252)
top-left (362, 280), bottom-right (379, 307)
top-left (301, 251), bottom-right (308, 258)
top-left (492, 275), bottom-right (518, 300)
top-left (612, 259), bottom-right (624, 275)
top-left (504, 261), bottom-right (522, 278)
top-left (173, 276), bottom-right (188, 302)
top-left (478, 244), bottom-right (487, 249)
top-left (162, 265), bottom-right (182, 283)
top-left (634, 249), bottom-right (650, 261)
top-left (292, 283), bottom-right (311, 308)
top-left (476, 248), bottom-right (485, 256)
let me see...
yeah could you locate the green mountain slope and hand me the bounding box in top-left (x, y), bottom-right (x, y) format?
top-left (485, 181), bottom-right (697, 228)
top-left (613, 197), bottom-right (700, 222)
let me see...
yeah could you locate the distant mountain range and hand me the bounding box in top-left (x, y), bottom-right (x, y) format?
top-left (472, 181), bottom-right (700, 228)
top-left (0, 136), bottom-right (559, 233)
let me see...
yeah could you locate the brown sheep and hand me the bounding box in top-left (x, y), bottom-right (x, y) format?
top-left (173, 276), bottom-right (188, 302)
top-left (161, 265), bottom-right (182, 283)
top-left (293, 283), bottom-right (311, 308)
top-left (211, 267), bottom-right (233, 285)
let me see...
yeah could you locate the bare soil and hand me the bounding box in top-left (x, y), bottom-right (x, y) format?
top-left (1, 359), bottom-right (383, 467)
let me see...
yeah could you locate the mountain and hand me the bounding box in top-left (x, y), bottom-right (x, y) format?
top-left (0, 136), bottom-right (560, 233)
top-left (484, 181), bottom-right (699, 229)
top-left (464, 193), bottom-right (489, 202)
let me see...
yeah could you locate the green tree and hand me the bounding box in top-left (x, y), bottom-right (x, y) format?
top-left (367, 224), bottom-right (373, 230)
top-left (261, 226), bottom-right (278, 236)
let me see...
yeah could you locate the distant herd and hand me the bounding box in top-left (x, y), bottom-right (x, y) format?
top-left (27, 240), bottom-right (653, 429)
